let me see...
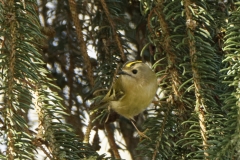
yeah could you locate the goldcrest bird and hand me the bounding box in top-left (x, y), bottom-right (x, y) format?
top-left (102, 60), bottom-right (158, 138)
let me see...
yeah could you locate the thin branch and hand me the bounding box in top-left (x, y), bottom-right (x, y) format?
top-left (33, 138), bottom-right (52, 160)
top-left (68, 0), bottom-right (95, 144)
top-left (104, 123), bottom-right (121, 159)
top-left (183, 0), bottom-right (208, 158)
top-left (83, 119), bottom-right (93, 144)
top-left (68, 0), bottom-right (94, 87)
top-left (100, 0), bottom-right (126, 61)
top-left (5, 1), bottom-right (17, 159)
top-left (152, 105), bottom-right (170, 160)
top-left (153, 1), bottom-right (185, 111)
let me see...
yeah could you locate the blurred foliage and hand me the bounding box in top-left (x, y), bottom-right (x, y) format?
top-left (0, 0), bottom-right (240, 159)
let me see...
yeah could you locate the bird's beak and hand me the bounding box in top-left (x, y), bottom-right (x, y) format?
top-left (117, 70), bottom-right (131, 78)
top-left (117, 71), bottom-right (127, 75)
top-left (116, 71), bottom-right (124, 78)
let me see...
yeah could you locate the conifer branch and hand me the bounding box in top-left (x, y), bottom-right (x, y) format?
top-left (100, 0), bottom-right (126, 61)
top-left (183, 0), bottom-right (208, 157)
top-left (68, 0), bottom-right (94, 87)
top-left (105, 123), bottom-right (121, 159)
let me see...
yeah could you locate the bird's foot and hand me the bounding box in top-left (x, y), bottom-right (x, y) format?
top-left (105, 105), bottom-right (111, 123)
top-left (137, 129), bottom-right (151, 141)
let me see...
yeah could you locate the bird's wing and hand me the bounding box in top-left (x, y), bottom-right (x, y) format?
top-left (101, 78), bottom-right (125, 102)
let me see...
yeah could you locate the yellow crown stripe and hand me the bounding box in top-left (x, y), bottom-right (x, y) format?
top-left (125, 61), bottom-right (142, 68)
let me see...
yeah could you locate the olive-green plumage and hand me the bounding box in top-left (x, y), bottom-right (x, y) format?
top-left (102, 61), bottom-right (158, 119)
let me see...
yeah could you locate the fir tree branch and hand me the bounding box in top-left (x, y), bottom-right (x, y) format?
top-left (100, 0), bottom-right (126, 62)
top-left (68, 0), bottom-right (94, 87)
top-left (105, 123), bottom-right (121, 159)
top-left (153, 0), bottom-right (185, 111)
top-left (68, 0), bottom-right (95, 144)
top-left (83, 118), bottom-right (93, 144)
top-left (183, 0), bottom-right (208, 157)
top-left (5, 1), bottom-right (16, 158)
top-left (152, 105), bottom-right (170, 160)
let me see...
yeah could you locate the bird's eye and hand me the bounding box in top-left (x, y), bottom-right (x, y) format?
top-left (132, 69), bottom-right (138, 74)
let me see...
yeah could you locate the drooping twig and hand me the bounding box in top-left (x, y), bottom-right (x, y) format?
top-left (100, 0), bottom-right (126, 62)
top-left (68, 0), bottom-right (94, 87)
top-left (104, 123), bottom-right (121, 159)
top-left (68, 0), bottom-right (95, 144)
top-left (183, 0), bottom-right (208, 158)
